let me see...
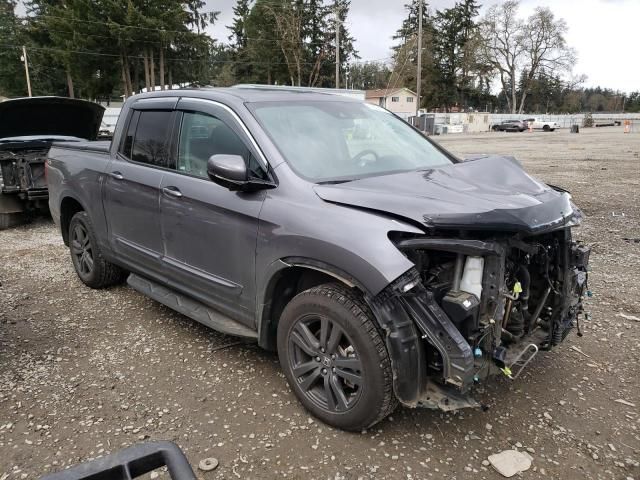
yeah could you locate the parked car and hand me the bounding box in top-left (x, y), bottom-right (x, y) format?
top-left (491, 120), bottom-right (526, 132)
top-left (47, 88), bottom-right (590, 431)
top-left (524, 118), bottom-right (560, 131)
top-left (0, 96), bottom-right (104, 229)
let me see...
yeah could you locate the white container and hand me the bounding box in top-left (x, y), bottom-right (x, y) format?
top-left (460, 256), bottom-right (485, 300)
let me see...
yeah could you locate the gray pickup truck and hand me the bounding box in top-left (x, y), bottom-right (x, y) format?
top-left (47, 87), bottom-right (590, 431)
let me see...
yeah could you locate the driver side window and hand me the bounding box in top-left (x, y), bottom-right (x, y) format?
top-left (177, 111), bottom-right (268, 180)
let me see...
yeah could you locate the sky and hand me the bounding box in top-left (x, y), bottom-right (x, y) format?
top-left (204, 0), bottom-right (640, 94)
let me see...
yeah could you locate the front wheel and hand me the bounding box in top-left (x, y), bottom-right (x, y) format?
top-left (69, 211), bottom-right (125, 288)
top-left (277, 283), bottom-right (396, 431)
top-left (543, 124), bottom-right (551, 132)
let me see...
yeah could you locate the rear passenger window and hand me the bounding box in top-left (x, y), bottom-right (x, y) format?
top-left (178, 111), bottom-right (267, 180)
top-left (127, 110), bottom-right (175, 169)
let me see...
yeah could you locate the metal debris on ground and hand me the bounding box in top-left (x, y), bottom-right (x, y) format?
top-left (614, 399), bottom-right (636, 408)
top-left (487, 450), bottom-right (533, 478)
top-left (617, 312), bottom-right (640, 322)
top-left (198, 457), bottom-right (219, 472)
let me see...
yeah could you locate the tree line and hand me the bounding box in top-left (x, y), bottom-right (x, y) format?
top-left (0, 0), bottom-right (218, 100)
top-left (0, 0), bottom-right (638, 113)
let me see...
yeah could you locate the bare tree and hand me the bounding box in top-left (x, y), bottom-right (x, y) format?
top-left (480, 1), bottom-right (575, 113)
top-left (265, 4), bottom-right (303, 86)
top-left (479, 0), bottom-right (525, 113)
top-left (517, 7), bottom-right (575, 113)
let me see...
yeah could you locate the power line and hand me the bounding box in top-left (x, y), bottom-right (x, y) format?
top-left (0, 43), bottom-right (333, 67)
top-left (24, 19), bottom-right (352, 46)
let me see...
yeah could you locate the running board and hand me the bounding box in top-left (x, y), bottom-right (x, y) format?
top-left (127, 274), bottom-right (258, 339)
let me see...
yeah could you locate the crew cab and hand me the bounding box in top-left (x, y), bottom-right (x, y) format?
top-left (47, 88), bottom-right (590, 431)
top-left (0, 96), bottom-right (104, 228)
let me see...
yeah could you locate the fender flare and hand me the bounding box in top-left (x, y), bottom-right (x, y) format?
top-left (58, 192), bottom-right (89, 244)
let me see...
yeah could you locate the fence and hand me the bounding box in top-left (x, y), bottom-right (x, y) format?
top-left (410, 112), bottom-right (640, 134)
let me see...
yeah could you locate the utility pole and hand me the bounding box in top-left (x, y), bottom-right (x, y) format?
top-left (335, 5), bottom-right (340, 89)
top-left (416, 0), bottom-right (423, 116)
top-left (21, 45), bottom-right (32, 97)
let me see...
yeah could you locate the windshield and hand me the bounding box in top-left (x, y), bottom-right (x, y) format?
top-left (249, 100), bottom-right (453, 181)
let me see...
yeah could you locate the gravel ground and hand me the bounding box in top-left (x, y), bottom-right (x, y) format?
top-left (1, 128), bottom-right (639, 479)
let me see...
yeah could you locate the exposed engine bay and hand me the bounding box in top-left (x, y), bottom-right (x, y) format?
top-left (384, 226), bottom-right (590, 409)
top-left (0, 140), bottom-right (52, 229)
top-left (0, 141), bottom-right (49, 207)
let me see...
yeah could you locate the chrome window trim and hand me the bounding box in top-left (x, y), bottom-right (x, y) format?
top-left (177, 97), bottom-right (269, 169)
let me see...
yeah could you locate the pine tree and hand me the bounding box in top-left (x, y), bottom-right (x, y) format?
top-left (390, 1), bottom-right (435, 108)
top-left (0, 0), bottom-right (28, 97)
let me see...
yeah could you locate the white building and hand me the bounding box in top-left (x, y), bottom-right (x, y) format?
top-left (365, 88), bottom-right (418, 119)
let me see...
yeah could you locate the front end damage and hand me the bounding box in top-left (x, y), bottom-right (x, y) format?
top-left (372, 226), bottom-right (590, 411)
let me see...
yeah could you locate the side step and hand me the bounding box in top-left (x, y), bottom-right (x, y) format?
top-left (127, 274), bottom-right (258, 339)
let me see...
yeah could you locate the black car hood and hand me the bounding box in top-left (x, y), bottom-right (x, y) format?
top-left (0, 97), bottom-right (104, 141)
top-left (313, 156), bottom-right (579, 234)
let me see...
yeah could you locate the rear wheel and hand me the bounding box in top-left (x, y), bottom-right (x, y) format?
top-left (69, 211), bottom-right (125, 288)
top-left (277, 283), bottom-right (396, 431)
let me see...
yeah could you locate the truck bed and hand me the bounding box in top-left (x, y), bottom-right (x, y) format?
top-left (51, 140), bottom-right (111, 154)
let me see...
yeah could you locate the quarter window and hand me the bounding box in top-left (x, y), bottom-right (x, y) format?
top-left (128, 110), bottom-right (174, 169)
top-left (120, 110), bottom-right (139, 159)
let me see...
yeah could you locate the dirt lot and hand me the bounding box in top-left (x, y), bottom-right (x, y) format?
top-left (1, 128), bottom-right (639, 479)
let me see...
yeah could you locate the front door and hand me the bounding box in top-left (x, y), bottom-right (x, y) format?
top-left (103, 106), bottom-right (178, 279)
top-left (159, 99), bottom-right (270, 326)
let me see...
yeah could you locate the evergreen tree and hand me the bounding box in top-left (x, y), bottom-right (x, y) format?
top-left (432, 0), bottom-right (481, 110)
top-left (0, 0), bottom-right (28, 97)
top-left (390, 1), bottom-right (436, 109)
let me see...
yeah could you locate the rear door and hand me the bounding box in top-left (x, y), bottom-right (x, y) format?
top-left (103, 99), bottom-right (179, 279)
top-left (159, 98), bottom-right (270, 326)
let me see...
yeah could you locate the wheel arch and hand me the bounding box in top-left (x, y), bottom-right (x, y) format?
top-left (258, 259), bottom-right (430, 408)
top-left (59, 195), bottom-right (86, 246)
top-left (257, 258), bottom-right (371, 351)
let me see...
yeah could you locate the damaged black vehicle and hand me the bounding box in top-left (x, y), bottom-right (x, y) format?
top-left (46, 89), bottom-right (590, 431)
top-left (0, 96), bottom-right (104, 228)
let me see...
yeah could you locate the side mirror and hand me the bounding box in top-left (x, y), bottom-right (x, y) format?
top-left (207, 154), bottom-right (248, 190)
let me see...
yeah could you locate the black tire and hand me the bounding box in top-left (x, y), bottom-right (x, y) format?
top-left (543, 124), bottom-right (551, 132)
top-left (491, 125), bottom-right (500, 131)
top-left (69, 211), bottom-right (125, 288)
top-left (277, 283), bottom-right (396, 431)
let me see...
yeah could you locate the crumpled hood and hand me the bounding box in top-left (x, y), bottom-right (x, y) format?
top-left (313, 156), bottom-right (579, 233)
top-left (0, 97), bottom-right (104, 141)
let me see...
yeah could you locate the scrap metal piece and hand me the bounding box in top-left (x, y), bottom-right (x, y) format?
top-left (505, 343), bottom-right (538, 380)
top-left (198, 458), bottom-right (219, 472)
top-left (417, 381), bottom-right (480, 412)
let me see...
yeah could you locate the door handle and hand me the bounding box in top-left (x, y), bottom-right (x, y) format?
top-left (109, 171), bottom-right (124, 180)
top-left (162, 186), bottom-right (183, 198)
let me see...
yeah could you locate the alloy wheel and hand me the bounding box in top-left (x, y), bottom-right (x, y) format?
top-left (288, 314), bottom-right (364, 413)
top-left (71, 223), bottom-right (94, 276)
